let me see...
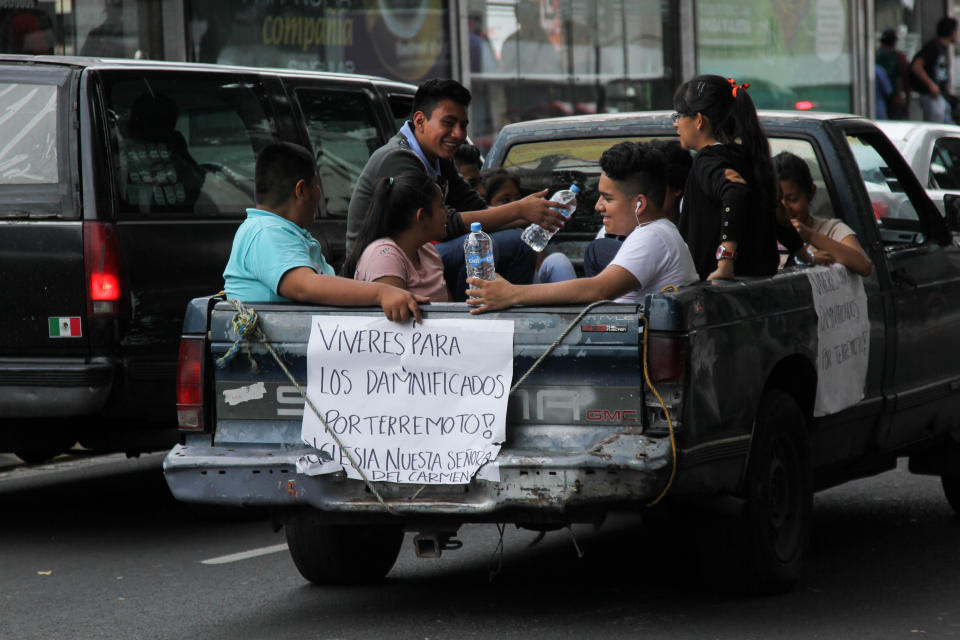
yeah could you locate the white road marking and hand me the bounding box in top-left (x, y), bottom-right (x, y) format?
top-left (200, 543), bottom-right (289, 565)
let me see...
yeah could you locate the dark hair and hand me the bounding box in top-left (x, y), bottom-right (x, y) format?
top-left (341, 172), bottom-right (439, 279)
top-left (413, 78), bottom-right (472, 119)
top-left (773, 151), bottom-right (815, 196)
top-left (880, 28), bottom-right (897, 46)
top-left (937, 17), bottom-right (958, 38)
top-left (673, 73), bottom-right (775, 209)
top-left (255, 142), bottom-right (317, 208)
top-left (650, 138), bottom-right (692, 191)
top-left (599, 141), bottom-right (666, 209)
top-left (480, 168), bottom-right (520, 202)
top-left (454, 143), bottom-right (482, 169)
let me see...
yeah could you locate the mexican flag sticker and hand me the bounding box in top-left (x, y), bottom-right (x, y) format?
top-left (49, 316), bottom-right (82, 338)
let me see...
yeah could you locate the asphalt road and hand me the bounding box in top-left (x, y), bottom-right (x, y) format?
top-left (1, 451), bottom-right (958, 640)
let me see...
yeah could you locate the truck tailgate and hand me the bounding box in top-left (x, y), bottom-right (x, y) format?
top-left (164, 300), bottom-right (673, 519)
top-left (211, 302), bottom-right (647, 448)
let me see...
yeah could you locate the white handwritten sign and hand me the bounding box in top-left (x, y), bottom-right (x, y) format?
top-left (297, 316), bottom-right (514, 484)
top-left (807, 265), bottom-right (870, 417)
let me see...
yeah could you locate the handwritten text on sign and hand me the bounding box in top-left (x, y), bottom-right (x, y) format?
top-left (807, 265), bottom-right (870, 416)
top-left (298, 316), bottom-right (514, 484)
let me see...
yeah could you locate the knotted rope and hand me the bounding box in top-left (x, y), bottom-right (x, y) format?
top-left (218, 299), bottom-right (398, 515)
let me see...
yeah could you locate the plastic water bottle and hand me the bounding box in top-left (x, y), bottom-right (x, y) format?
top-left (463, 222), bottom-right (495, 286)
top-left (521, 184), bottom-right (579, 252)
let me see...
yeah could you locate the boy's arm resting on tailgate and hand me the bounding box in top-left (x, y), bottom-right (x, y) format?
top-left (278, 267), bottom-right (427, 323)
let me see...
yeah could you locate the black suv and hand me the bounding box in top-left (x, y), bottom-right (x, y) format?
top-left (0, 56), bottom-right (414, 462)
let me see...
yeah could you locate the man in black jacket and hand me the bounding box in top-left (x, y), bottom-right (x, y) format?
top-left (347, 79), bottom-right (565, 300)
top-left (910, 16), bottom-right (958, 124)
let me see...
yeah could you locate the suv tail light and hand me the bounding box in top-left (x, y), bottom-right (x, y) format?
top-left (177, 336), bottom-right (206, 431)
top-left (872, 200), bottom-right (890, 219)
top-left (83, 222), bottom-right (124, 316)
top-left (646, 334), bottom-right (687, 384)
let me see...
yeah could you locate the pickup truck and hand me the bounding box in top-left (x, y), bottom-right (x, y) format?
top-left (163, 112), bottom-right (960, 593)
top-left (0, 55), bottom-right (413, 463)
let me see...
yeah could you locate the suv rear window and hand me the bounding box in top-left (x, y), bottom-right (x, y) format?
top-left (0, 82), bottom-right (58, 184)
top-left (387, 94), bottom-right (413, 132)
top-left (99, 71), bottom-right (279, 217)
top-left (295, 88), bottom-right (382, 219)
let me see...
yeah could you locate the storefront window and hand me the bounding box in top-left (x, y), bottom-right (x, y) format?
top-left (875, 0), bottom-right (951, 121)
top-left (0, 1), bottom-right (165, 59)
top-left (189, 0), bottom-right (451, 82)
top-left (465, 0), bottom-right (680, 151)
top-left (875, 0), bottom-right (923, 59)
top-left (76, 0), bottom-right (141, 58)
top-left (0, 3), bottom-right (56, 54)
top-left (696, 0), bottom-right (852, 113)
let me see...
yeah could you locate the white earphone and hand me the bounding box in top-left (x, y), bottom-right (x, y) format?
top-left (634, 199), bottom-right (642, 225)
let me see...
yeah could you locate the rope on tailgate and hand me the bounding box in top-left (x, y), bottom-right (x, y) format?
top-left (217, 299), bottom-right (399, 516)
top-left (509, 300), bottom-right (613, 393)
top-left (508, 298), bottom-right (677, 506)
top-left (641, 311), bottom-right (678, 506)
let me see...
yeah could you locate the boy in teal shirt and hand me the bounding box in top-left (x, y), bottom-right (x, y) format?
top-left (224, 142), bottom-right (425, 322)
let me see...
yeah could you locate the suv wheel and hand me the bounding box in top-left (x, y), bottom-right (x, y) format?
top-left (10, 420), bottom-right (76, 465)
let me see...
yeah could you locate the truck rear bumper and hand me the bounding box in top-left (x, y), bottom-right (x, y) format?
top-left (163, 433), bottom-right (673, 521)
top-left (0, 360), bottom-right (113, 417)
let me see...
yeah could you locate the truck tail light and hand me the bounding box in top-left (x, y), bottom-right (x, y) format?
top-left (177, 336), bottom-right (206, 431)
top-left (646, 334), bottom-right (687, 384)
top-left (83, 222), bottom-right (124, 316)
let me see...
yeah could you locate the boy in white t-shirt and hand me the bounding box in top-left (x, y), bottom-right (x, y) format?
top-left (466, 141), bottom-right (698, 312)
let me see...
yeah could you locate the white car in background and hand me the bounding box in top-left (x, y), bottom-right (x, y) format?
top-left (875, 120), bottom-right (960, 240)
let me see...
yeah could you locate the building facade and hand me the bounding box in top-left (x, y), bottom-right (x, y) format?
top-left (0, 0), bottom-right (953, 150)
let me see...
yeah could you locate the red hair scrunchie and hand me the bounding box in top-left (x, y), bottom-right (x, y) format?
top-left (727, 77), bottom-right (750, 98)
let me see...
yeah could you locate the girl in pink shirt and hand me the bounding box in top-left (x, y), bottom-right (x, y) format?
top-left (343, 173), bottom-right (451, 301)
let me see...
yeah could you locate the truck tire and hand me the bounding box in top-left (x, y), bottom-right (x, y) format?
top-left (737, 388), bottom-right (812, 594)
top-left (10, 420), bottom-right (77, 465)
top-left (942, 475), bottom-right (960, 515)
top-left (285, 522), bottom-right (403, 585)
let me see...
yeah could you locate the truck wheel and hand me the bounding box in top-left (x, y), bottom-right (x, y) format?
top-left (11, 421), bottom-right (77, 465)
top-left (285, 522), bottom-right (403, 585)
top-left (738, 388), bottom-right (812, 594)
top-left (941, 475), bottom-right (960, 515)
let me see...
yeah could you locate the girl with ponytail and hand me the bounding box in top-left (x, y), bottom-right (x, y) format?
top-left (342, 172), bottom-right (451, 301)
top-left (672, 74), bottom-right (801, 280)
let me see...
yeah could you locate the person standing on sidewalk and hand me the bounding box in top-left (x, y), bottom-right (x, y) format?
top-left (910, 17), bottom-right (958, 124)
top-left (877, 28), bottom-right (909, 119)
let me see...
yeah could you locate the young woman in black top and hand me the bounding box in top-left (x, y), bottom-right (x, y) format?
top-left (672, 74), bottom-right (801, 280)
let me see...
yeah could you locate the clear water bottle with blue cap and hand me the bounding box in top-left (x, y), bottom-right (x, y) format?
top-left (463, 222), bottom-right (495, 287)
top-left (521, 184), bottom-right (579, 252)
